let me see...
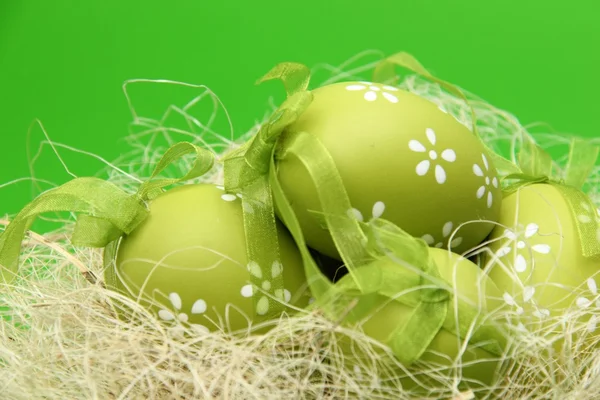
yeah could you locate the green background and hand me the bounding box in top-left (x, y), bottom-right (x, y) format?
top-left (1, 0), bottom-right (599, 222)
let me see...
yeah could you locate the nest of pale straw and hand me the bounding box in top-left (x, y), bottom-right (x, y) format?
top-left (2, 51), bottom-right (600, 399)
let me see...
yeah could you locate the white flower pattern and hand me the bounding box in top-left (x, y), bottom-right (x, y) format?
top-left (349, 201), bottom-right (386, 223)
top-left (409, 128), bottom-right (457, 184)
top-left (345, 82), bottom-right (399, 103)
top-left (421, 221), bottom-right (463, 249)
top-left (576, 278), bottom-right (600, 333)
top-left (241, 261), bottom-right (291, 316)
top-left (503, 287), bottom-right (550, 320)
top-left (158, 292), bottom-right (209, 332)
top-left (473, 153), bottom-right (498, 208)
top-left (494, 223), bottom-right (552, 274)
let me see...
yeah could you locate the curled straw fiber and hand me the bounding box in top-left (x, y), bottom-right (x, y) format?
top-left (1, 51), bottom-right (600, 399)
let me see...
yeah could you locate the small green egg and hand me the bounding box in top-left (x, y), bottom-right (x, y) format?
top-left (336, 247), bottom-right (507, 387)
top-left (275, 81), bottom-right (501, 259)
top-left (484, 183), bottom-right (600, 338)
top-left (104, 183), bottom-right (310, 332)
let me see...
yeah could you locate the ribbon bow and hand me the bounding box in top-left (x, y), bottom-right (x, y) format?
top-left (0, 142), bottom-right (215, 284)
top-left (503, 136), bottom-right (600, 258)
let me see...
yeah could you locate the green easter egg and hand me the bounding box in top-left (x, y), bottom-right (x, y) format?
top-left (275, 81), bottom-right (501, 259)
top-left (337, 247), bottom-right (507, 387)
top-left (104, 183), bottom-right (310, 332)
top-left (484, 183), bottom-right (600, 334)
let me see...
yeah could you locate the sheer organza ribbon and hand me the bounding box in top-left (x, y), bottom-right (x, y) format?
top-left (224, 55), bottom-right (507, 365)
top-left (0, 142), bottom-right (215, 284)
top-left (503, 136), bottom-right (600, 258)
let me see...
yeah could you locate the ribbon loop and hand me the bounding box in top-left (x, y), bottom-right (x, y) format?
top-left (0, 142), bottom-right (216, 284)
top-left (256, 62), bottom-right (311, 97)
top-left (564, 136), bottom-right (600, 189)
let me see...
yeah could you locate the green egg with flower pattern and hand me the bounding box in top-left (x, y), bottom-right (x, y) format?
top-left (336, 247), bottom-right (508, 387)
top-left (483, 183), bottom-right (600, 338)
top-left (275, 81), bottom-right (502, 259)
top-left (104, 183), bottom-right (310, 332)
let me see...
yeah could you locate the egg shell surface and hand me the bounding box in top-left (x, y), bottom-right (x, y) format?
top-left (484, 183), bottom-right (600, 334)
top-left (336, 247), bottom-right (507, 387)
top-left (104, 184), bottom-right (310, 332)
top-left (275, 81), bottom-right (501, 259)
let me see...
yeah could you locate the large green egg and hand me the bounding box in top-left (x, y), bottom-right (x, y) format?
top-left (336, 247), bottom-right (507, 387)
top-left (484, 183), bottom-right (600, 335)
top-left (275, 81), bottom-right (501, 259)
top-left (104, 183), bottom-right (310, 332)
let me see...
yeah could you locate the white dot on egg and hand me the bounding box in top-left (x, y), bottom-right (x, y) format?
top-left (221, 194), bottom-right (237, 202)
top-left (241, 284), bottom-right (253, 298)
top-left (364, 91), bottom-right (377, 101)
top-left (429, 150), bottom-right (438, 160)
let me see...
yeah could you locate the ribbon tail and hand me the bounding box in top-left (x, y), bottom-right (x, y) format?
top-left (564, 136), bottom-right (600, 189)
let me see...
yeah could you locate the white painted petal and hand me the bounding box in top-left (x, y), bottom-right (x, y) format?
top-left (435, 242), bottom-right (443, 248)
top-left (533, 309), bottom-right (550, 319)
top-left (191, 299), bottom-right (207, 314)
top-left (369, 85), bottom-right (381, 91)
top-left (284, 289), bottom-right (291, 302)
top-left (416, 160), bottom-right (430, 176)
top-left (215, 185), bottom-right (225, 190)
top-left (496, 246), bottom-right (512, 257)
top-left (473, 164), bottom-right (484, 177)
top-left (441, 149), bottom-right (456, 162)
top-left (169, 293), bottom-right (182, 310)
top-left (350, 208), bottom-right (364, 222)
top-left (532, 244), bottom-right (551, 254)
top-left (588, 278), bottom-right (598, 295)
top-left (241, 284), bottom-right (253, 298)
top-left (364, 91), bottom-right (377, 101)
top-left (178, 313), bottom-right (189, 323)
top-left (523, 286), bottom-right (535, 302)
top-left (256, 297), bottom-right (269, 315)
top-left (476, 186), bottom-right (486, 199)
top-left (450, 237), bottom-right (463, 248)
top-left (421, 234), bottom-right (435, 245)
top-left (487, 191), bottom-right (493, 208)
top-left (579, 214), bottom-right (592, 223)
top-left (271, 261), bottom-right (283, 278)
top-left (516, 306), bottom-right (524, 315)
top-left (383, 85), bottom-right (399, 91)
top-left (516, 241), bottom-right (526, 249)
top-left (372, 201), bottom-right (385, 218)
top-left (221, 194), bottom-right (237, 202)
top-left (577, 297), bottom-right (592, 309)
top-left (503, 229), bottom-right (518, 240)
top-left (158, 310), bottom-right (175, 321)
top-left (442, 221), bottom-right (453, 238)
top-left (262, 281), bottom-right (271, 291)
top-left (503, 292), bottom-right (516, 306)
top-left (247, 261), bottom-right (263, 279)
top-left (435, 165), bottom-right (447, 184)
top-left (426, 128), bottom-right (436, 145)
top-left (236, 193), bottom-right (243, 199)
top-left (515, 254), bottom-right (527, 273)
top-left (525, 223), bottom-right (539, 238)
top-left (346, 84), bottom-right (366, 91)
top-left (382, 92), bottom-right (398, 103)
top-left (408, 140), bottom-right (426, 152)
top-left (191, 324), bottom-right (210, 334)
top-left (588, 316), bottom-right (598, 333)
top-left (492, 177), bottom-right (499, 188)
top-left (581, 202), bottom-right (591, 212)
top-left (482, 153), bottom-right (489, 170)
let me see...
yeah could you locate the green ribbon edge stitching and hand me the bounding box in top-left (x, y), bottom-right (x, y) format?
top-left (0, 142), bottom-right (215, 285)
top-left (234, 57), bottom-right (507, 365)
top-left (503, 135), bottom-right (600, 258)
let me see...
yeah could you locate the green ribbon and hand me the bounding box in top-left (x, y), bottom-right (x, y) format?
top-left (0, 142), bottom-right (215, 284)
top-left (229, 57), bottom-right (507, 365)
top-left (503, 136), bottom-right (600, 258)
top-left (222, 63), bottom-right (313, 319)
